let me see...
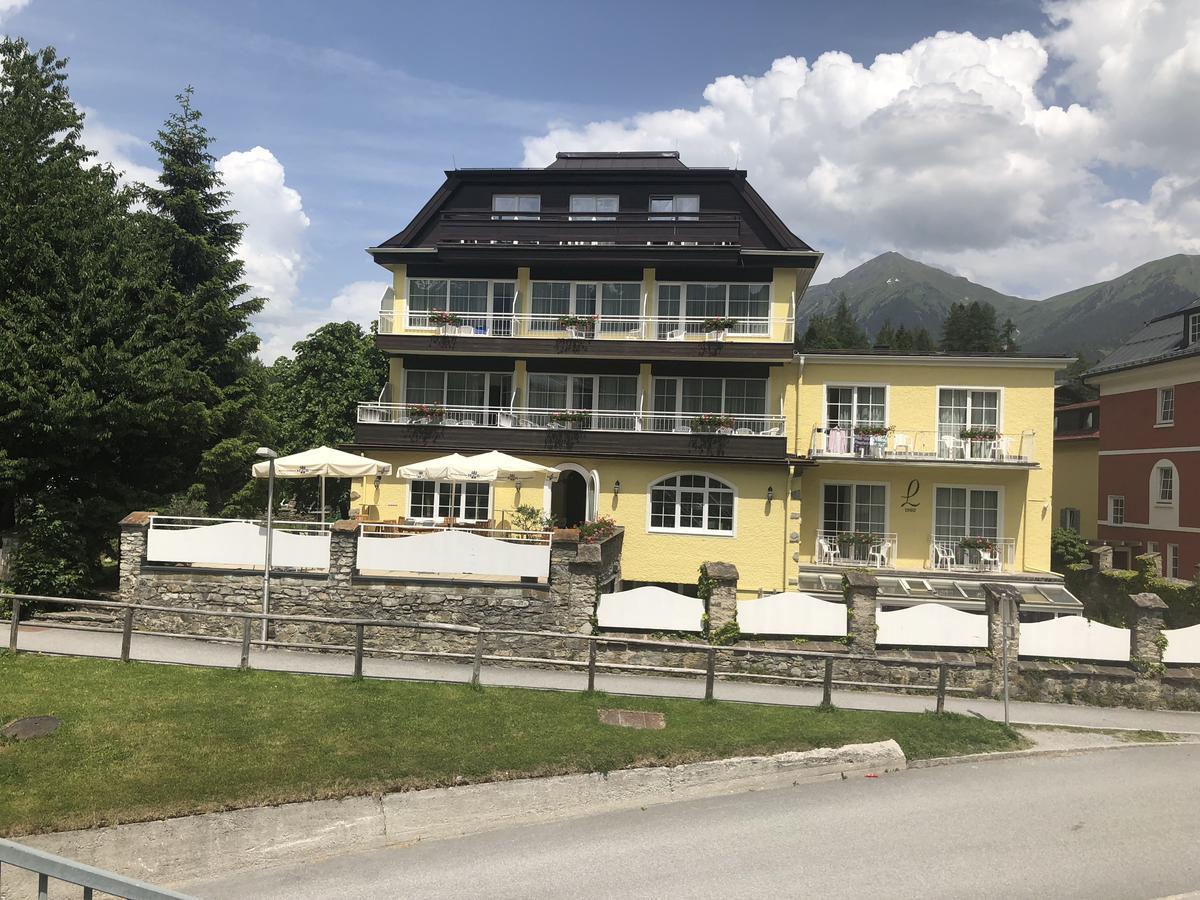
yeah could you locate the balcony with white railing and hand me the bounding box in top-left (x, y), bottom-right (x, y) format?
top-left (812, 531), bottom-right (899, 569)
top-left (928, 536), bottom-right (1017, 574)
top-left (808, 427), bottom-right (1037, 466)
top-left (357, 402), bottom-right (787, 436)
top-left (378, 310), bottom-right (793, 344)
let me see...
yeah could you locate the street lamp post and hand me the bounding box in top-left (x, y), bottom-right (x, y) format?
top-left (256, 447), bottom-right (279, 643)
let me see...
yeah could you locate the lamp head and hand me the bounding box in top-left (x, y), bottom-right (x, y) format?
top-left (613, 480), bottom-right (621, 495)
top-left (767, 486), bottom-right (775, 502)
top-left (255, 447), bottom-right (278, 460)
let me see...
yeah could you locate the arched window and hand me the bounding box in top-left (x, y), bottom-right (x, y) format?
top-left (649, 474), bottom-right (735, 535)
top-left (1152, 460), bottom-right (1178, 507)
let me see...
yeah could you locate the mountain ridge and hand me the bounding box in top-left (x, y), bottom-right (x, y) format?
top-left (799, 252), bottom-right (1200, 356)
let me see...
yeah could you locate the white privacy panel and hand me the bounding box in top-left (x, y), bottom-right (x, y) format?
top-left (737, 592), bottom-right (847, 637)
top-left (1019, 615), bottom-right (1130, 662)
top-left (596, 585), bottom-right (704, 632)
top-left (357, 529), bottom-right (550, 579)
top-left (147, 520), bottom-right (330, 570)
top-left (1163, 623), bottom-right (1200, 664)
top-left (876, 603), bottom-right (987, 648)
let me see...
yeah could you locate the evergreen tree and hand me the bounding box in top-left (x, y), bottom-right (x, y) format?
top-left (143, 87), bottom-right (270, 514)
top-left (797, 314), bottom-right (838, 350)
top-left (874, 320), bottom-right (896, 350)
top-left (268, 322), bottom-right (388, 514)
top-left (0, 39), bottom-right (202, 593)
top-left (940, 301), bottom-right (1002, 352)
top-left (1057, 355), bottom-right (1099, 404)
top-left (830, 294), bottom-right (870, 349)
top-left (912, 327), bottom-right (936, 351)
top-left (892, 324), bottom-right (914, 353)
top-left (940, 302), bottom-right (971, 350)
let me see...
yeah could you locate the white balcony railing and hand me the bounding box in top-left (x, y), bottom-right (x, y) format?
top-left (357, 403), bottom-right (786, 436)
top-left (813, 531), bottom-right (898, 568)
top-left (809, 427), bottom-right (1036, 464)
top-left (928, 536), bottom-right (1017, 573)
top-left (378, 310), bottom-right (793, 342)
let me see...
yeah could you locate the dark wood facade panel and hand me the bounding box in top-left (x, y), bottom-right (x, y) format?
top-left (352, 423), bottom-right (788, 464)
top-left (376, 333), bottom-right (796, 362)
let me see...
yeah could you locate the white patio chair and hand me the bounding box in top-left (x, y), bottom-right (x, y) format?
top-left (978, 546), bottom-right (1002, 572)
top-left (867, 539), bottom-right (892, 568)
top-left (716, 427), bottom-right (734, 435)
top-left (988, 435), bottom-right (1013, 461)
top-left (734, 427), bottom-right (753, 435)
top-left (672, 425), bottom-right (692, 434)
top-left (891, 432), bottom-right (913, 456)
top-left (932, 543), bottom-right (956, 570)
top-left (939, 434), bottom-right (966, 459)
top-left (816, 537), bottom-right (841, 566)
top-left (665, 328), bottom-right (686, 341)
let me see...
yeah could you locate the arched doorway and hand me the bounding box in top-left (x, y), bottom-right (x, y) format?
top-left (551, 469), bottom-right (590, 526)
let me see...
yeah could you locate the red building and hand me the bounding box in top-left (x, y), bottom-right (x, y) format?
top-left (1088, 299), bottom-right (1200, 577)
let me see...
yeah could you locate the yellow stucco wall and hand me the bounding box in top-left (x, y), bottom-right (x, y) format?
top-left (795, 359), bottom-right (1057, 573)
top-left (1052, 439), bottom-right (1099, 540)
top-left (357, 450), bottom-right (791, 597)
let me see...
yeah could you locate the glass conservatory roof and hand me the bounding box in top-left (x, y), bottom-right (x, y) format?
top-left (795, 572), bottom-right (1082, 614)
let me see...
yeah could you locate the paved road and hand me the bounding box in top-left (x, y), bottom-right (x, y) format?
top-left (11, 621), bottom-right (1200, 733)
top-left (183, 744), bottom-right (1200, 899)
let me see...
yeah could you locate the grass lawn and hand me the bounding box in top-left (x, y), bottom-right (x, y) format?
top-left (0, 653), bottom-right (1022, 836)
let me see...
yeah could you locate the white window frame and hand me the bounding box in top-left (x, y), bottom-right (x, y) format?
top-left (819, 481), bottom-right (890, 536)
top-left (651, 376), bottom-right (769, 419)
top-left (491, 194), bottom-right (541, 219)
top-left (1167, 543), bottom-right (1181, 579)
top-left (823, 384), bottom-right (889, 431)
top-left (407, 480), bottom-right (492, 523)
top-left (1190, 313), bottom-right (1200, 346)
top-left (1157, 386), bottom-right (1175, 425)
top-left (646, 472), bottom-right (737, 537)
top-left (405, 278), bottom-right (516, 333)
top-left (568, 195), bottom-right (619, 220)
top-left (529, 281), bottom-right (643, 322)
top-left (932, 484), bottom-right (1004, 542)
top-left (936, 386), bottom-right (1003, 437)
top-left (1154, 461), bottom-right (1177, 506)
top-left (654, 282), bottom-right (772, 334)
top-left (403, 369), bottom-right (513, 410)
top-left (525, 372), bottom-right (638, 412)
top-left (649, 194), bottom-right (700, 220)
top-left (1108, 495), bottom-right (1125, 525)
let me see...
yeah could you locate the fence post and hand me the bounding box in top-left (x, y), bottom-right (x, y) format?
top-left (471, 630), bottom-right (485, 687)
top-left (704, 647), bottom-right (716, 700)
top-left (119, 608), bottom-right (134, 663)
top-left (586, 639), bottom-right (597, 693)
top-left (7, 594), bottom-right (20, 654)
top-left (240, 619), bottom-right (253, 670)
top-left (936, 664), bottom-right (948, 713)
top-left (842, 571), bottom-right (878, 655)
top-left (353, 624), bottom-right (365, 680)
top-left (821, 657), bottom-right (833, 708)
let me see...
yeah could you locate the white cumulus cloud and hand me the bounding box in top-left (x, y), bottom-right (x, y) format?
top-left (522, 1), bottom-right (1200, 297)
top-left (216, 146), bottom-right (310, 317)
top-left (0, 0), bottom-right (30, 23)
top-left (256, 280), bottom-right (390, 364)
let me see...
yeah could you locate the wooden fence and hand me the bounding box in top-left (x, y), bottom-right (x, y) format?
top-left (3, 593), bottom-right (975, 711)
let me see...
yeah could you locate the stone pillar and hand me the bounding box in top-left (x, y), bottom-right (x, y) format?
top-left (328, 520), bottom-right (358, 587)
top-left (1090, 545), bottom-right (1113, 573)
top-left (1138, 552), bottom-right (1162, 578)
top-left (550, 528), bottom-right (624, 633)
top-left (1129, 592), bottom-right (1168, 671)
top-left (983, 582), bottom-right (1022, 689)
top-left (117, 511), bottom-right (153, 599)
top-left (842, 571), bottom-right (878, 654)
top-left (701, 562), bottom-right (739, 632)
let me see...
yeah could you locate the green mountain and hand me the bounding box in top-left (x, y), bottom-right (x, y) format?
top-left (799, 251), bottom-right (1200, 356)
top-left (798, 251), bottom-right (1035, 338)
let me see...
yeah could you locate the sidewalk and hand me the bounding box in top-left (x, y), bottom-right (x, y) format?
top-left (10, 621), bottom-right (1200, 734)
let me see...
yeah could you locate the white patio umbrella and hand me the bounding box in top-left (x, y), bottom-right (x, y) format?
top-left (448, 451), bottom-right (561, 483)
top-left (251, 446), bottom-right (392, 522)
top-left (396, 452), bottom-right (475, 482)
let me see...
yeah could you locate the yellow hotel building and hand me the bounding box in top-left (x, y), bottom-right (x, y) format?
top-left (348, 152), bottom-right (1070, 598)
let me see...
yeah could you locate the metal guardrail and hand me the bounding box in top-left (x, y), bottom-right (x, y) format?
top-left (4, 593), bottom-right (976, 711)
top-left (0, 837), bottom-right (194, 899)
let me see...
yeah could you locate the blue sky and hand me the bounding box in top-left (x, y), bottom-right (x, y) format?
top-left (5, 0), bottom-right (1198, 358)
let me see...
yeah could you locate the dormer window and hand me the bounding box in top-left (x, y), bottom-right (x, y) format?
top-left (1189, 312), bottom-right (1200, 346)
top-left (649, 195), bottom-right (699, 221)
top-left (492, 195), bottom-right (540, 220)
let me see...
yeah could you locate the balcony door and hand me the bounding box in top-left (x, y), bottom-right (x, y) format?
top-left (934, 487), bottom-right (1000, 565)
top-left (937, 389), bottom-right (999, 441)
